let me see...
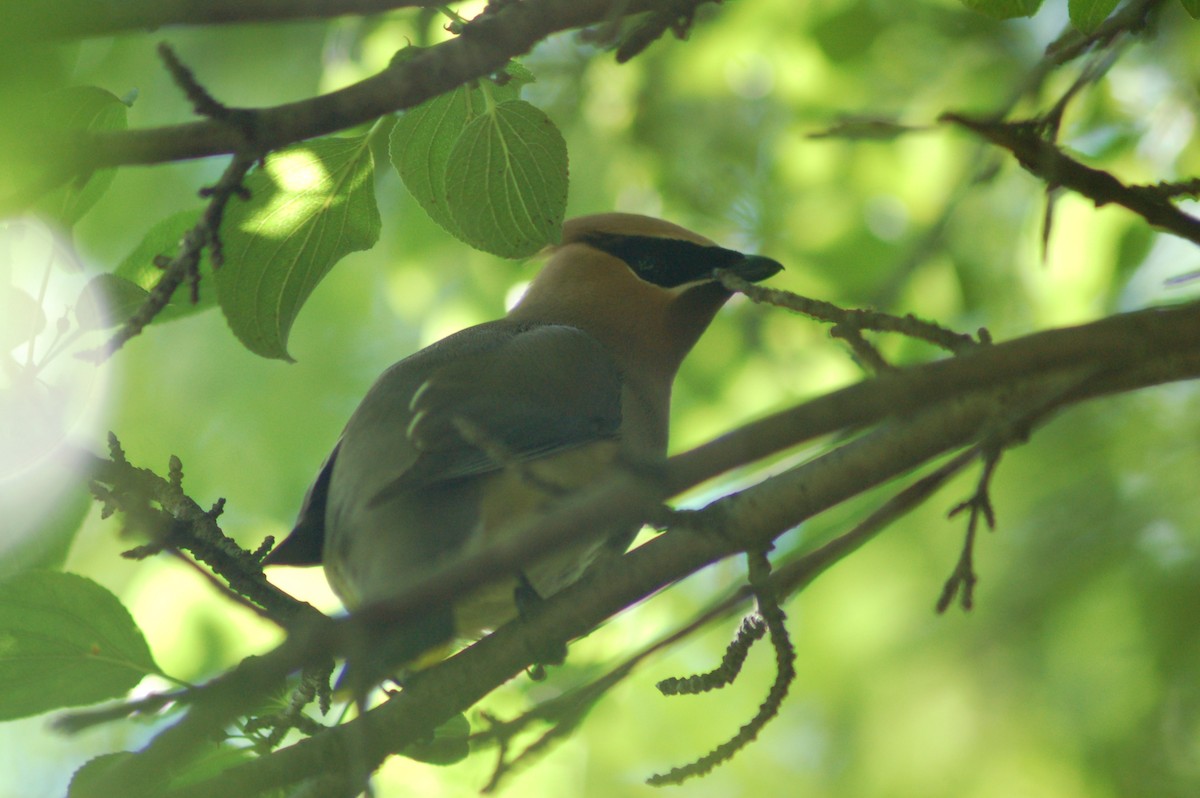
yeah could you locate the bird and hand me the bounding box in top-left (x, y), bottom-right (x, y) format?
top-left (264, 212), bottom-right (783, 672)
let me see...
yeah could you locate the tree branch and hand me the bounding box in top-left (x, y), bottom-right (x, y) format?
top-left (56, 0), bottom-right (660, 174)
top-left (470, 445), bottom-right (978, 792)
top-left (1044, 0), bottom-right (1165, 65)
top-left (82, 437), bottom-right (323, 628)
top-left (162, 354), bottom-right (1198, 797)
top-left (73, 300), bottom-right (1200, 798)
top-left (943, 114), bottom-right (1200, 248)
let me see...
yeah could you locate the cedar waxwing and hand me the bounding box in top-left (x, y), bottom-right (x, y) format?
top-left (265, 213), bottom-right (782, 667)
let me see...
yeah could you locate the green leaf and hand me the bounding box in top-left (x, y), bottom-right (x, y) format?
top-left (74, 274), bottom-right (150, 331)
top-left (443, 99), bottom-right (568, 258)
top-left (0, 44), bottom-right (80, 217)
top-left (68, 738), bottom-right (273, 797)
top-left (401, 712), bottom-right (471, 765)
top-left (1181, 0), bottom-right (1200, 18)
top-left (114, 209), bottom-right (217, 323)
top-left (390, 61), bottom-right (547, 252)
top-left (34, 86), bottom-right (129, 229)
top-left (1069, 0), bottom-right (1120, 31)
top-left (0, 571), bottom-right (160, 720)
top-left (68, 753), bottom-right (140, 798)
top-left (167, 744), bottom-right (259, 790)
top-left (390, 85), bottom-right (483, 238)
top-left (215, 136), bottom-right (381, 361)
top-left (496, 61), bottom-right (536, 95)
top-left (959, 0), bottom-right (1044, 18)
top-left (0, 481), bottom-right (91, 579)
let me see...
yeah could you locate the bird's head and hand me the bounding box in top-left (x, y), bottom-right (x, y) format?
top-left (509, 213), bottom-right (783, 376)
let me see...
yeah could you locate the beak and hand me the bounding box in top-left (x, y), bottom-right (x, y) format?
top-left (725, 253), bottom-right (784, 283)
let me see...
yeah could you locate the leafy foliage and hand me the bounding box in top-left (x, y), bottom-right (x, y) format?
top-left (32, 86), bottom-right (130, 230)
top-left (113, 210), bottom-right (212, 322)
top-left (1068, 0), bottom-right (1122, 30)
top-left (441, 99), bottom-right (569, 257)
top-left (0, 483), bottom-right (91, 579)
top-left (390, 63), bottom-right (568, 258)
top-left (958, 0), bottom-right (1196, 27)
top-left (0, 572), bottom-right (159, 720)
top-left (214, 137), bottom-right (381, 360)
top-left (75, 274), bottom-right (153, 331)
top-left (0, 1), bottom-right (1199, 797)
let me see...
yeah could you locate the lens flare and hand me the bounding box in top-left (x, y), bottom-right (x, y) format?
top-left (1, 219), bottom-right (114, 566)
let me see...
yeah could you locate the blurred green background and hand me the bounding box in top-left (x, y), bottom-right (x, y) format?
top-left (3, 0), bottom-right (1200, 796)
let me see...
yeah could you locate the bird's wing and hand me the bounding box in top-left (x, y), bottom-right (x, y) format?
top-left (262, 443), bottom-right (338, 566)
top-left (265, 321), bottom-right (623, 567)
top-left (397, 322), bottom-right (623, 486)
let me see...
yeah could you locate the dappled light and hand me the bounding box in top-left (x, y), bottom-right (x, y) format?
top-left (2, 1), bottom-right (1199, 797)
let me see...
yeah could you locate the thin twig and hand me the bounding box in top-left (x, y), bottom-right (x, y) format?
top-left (80, 152), bottom-right (257, 360)
top-left (55, 687), bottom-right (193, 734)
top-left (82, 439), bottom-right (321, 627)
top-left (164, 548), bottom-right (279, 623)
top-left (60, 0), bottom-right (665, 173)
top-left (937, 451), bottom-right (1000, 613)
top-left (88, 305), bottom-right (1200, 798)
top-left (77, 44), bottom-right (262, 359)
top-left (943, 114), bottom-right (1200, 247)
top-left (472, 447), bottom-right (980, 792)
top-left (615, 0), bottom-right (718, 62)
top-left (1044, 0), bottom-right (1165, 65)
top-left (720, 270), bottom-right (982, 355)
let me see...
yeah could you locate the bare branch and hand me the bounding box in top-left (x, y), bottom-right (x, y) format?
top-left (80, 439), bottom-right (322, 628)
top-left (57, 0), bottom-right (662, 175)
top-left (937, 451), bottom-right (1002, 613)
top-left (615, 0), bottom-right (716, 62)
top-left (943, 114), bottom-right (1200, 248)
top-left (719, 270), bottom-right (981, 355)
top-left (473, 446), bottom-right (980, 793)
top-left (78, 152), bottom-right (257, 360)
top-left (76, 303), bottom-right (1200, 798)
top-left (1044, 0), bottom-right (1166, 65)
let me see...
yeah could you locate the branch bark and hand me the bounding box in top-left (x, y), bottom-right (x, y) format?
top-left (78, 300), bottom-right (1200, 798)
top-left (56, 0), bottom-right (658, 173)
top-left (943, 114), bottom-right (1200, 247)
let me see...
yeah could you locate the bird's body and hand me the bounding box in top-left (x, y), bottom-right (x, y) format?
top-left (266, 213), bottom-right (782, 667)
